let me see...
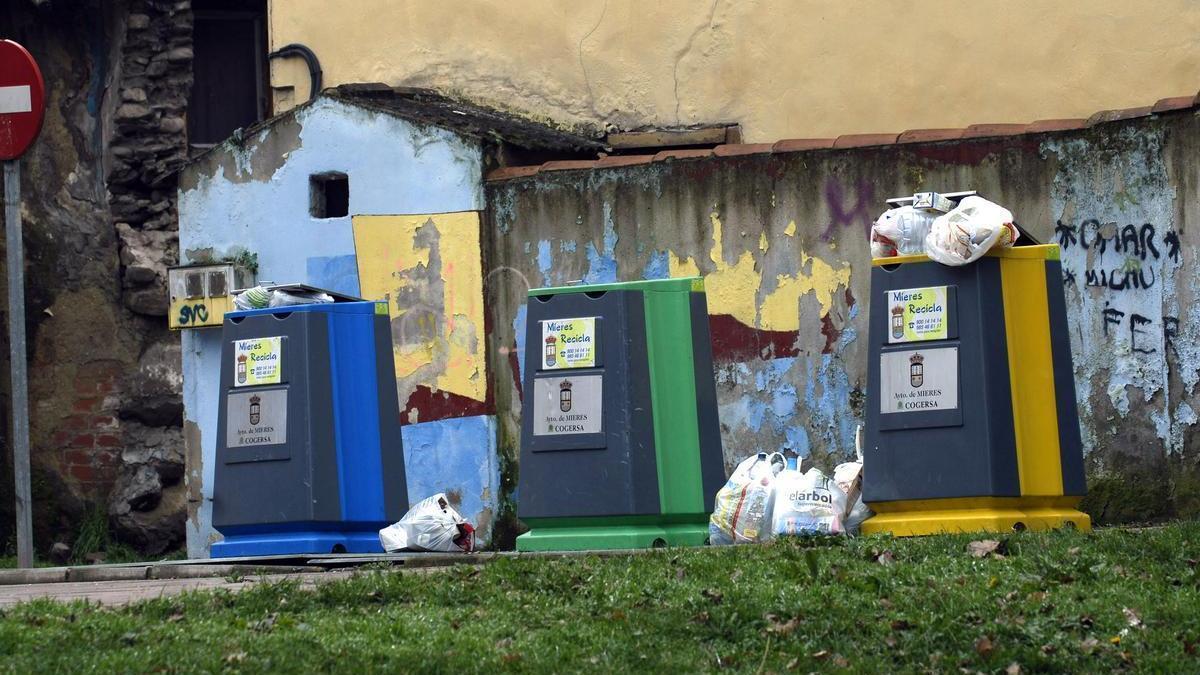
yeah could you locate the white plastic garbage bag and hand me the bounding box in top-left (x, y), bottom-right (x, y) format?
top-left (925, 196), bottom-right (1019, 266)
top-left (708, 452), bottom-right (784, 545)
top-left (771, 466), bottom-right (848, 536)
top-left (833, 461), bottom-right (872, 535)
top-left (379, 493), bottom-right (476, 553)
top-left (268, 289), bottom-right (335, 307)
top-left (871, 206), bottom-right (939, 258)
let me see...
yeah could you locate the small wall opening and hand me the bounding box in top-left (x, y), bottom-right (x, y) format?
top-left (310, 172), bottom-right (349, 219)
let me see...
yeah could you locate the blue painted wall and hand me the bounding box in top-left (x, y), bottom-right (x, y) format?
top-left (178, 96), bottom-right (495, 557)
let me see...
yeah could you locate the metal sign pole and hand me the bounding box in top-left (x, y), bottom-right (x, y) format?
top-left (3, 159), bottom-right (32, 568)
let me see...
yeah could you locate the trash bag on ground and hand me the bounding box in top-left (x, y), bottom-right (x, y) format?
top-left (925, 196), bottom-right (1019, 266)
top-left (379, 493), bottom-right (476, 553)
top-left (771, 463), bottom-right (848, 536)
top-left (708, 452), bottom-right (784, 545)
top-left (833, 461), bottom-right (872, 535)
top-left (870, 205), bottom-right (939, 258)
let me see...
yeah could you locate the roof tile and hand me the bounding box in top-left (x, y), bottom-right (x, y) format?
top-left (771, 138), bottom-right (835, 153)
top-left (595, 155), bottom-right (655, 168)
top-left (485, 165), bottom-right (540, 181)
top-left (652, 148), bottom-right (715, 162)
top-left (714, 143), bottom-right (774, 157)
top-left (1026, 118), bottom-right (1088, 133)
top-left (832, 133), bottom-right (899, 149)
top-left (1151, 96), bottom-right (1196, 114)
top-left (1086, 106), bottom-right (1155, 126)
top-left (897, 128), bottom-right (966, 144)
top-left (540, 160), bottom-right (599, 172)
top-left (961, 124), bottom-right (1028, 139)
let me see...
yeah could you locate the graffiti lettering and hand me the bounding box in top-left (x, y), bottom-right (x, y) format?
top-left (1130, 313), bottom-right (1155, 354)
top-left (1059, 220), bottom-right (1179, 293)
top-left (177, 303), bottom-right (210, 325)
top-left (820, 179), bottom-right (875, 242)
top-left (1164, 230), bottom-right (1181, 262)
top-left (1084, 265), bottom-right (1156, 291)
top-left (1097, 304), bottom-right (1176, 356)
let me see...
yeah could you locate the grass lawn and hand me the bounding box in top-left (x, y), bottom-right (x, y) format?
top-left (2, 522), bottom-right (1199, 673)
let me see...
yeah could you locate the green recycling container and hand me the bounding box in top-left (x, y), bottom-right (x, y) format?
top-left (516, 277), bottom-right (726, 551)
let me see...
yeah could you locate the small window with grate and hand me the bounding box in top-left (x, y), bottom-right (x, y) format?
top-left (310, 172), bottom-right (349, 219)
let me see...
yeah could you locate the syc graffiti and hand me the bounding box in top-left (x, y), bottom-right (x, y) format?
top-left (176, 303), bottom-right (210, 326)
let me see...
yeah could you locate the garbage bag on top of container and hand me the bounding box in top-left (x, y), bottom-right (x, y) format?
top-left (233, 286), bottom-right (271, 311)
top-left (924, 196), bottom-right (1019, 266)
top-left (268, 289), bottom-right (335, 307)
top-left (379, 493), bottom-right (476, 553)
top-left (709, 452), bottom-right (785, 545)
top-left (771, 463), bottom-right (848, 536)
top-left (870, 205), bottom-right (939, 258)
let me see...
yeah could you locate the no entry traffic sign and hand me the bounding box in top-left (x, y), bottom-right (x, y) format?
top-left (0, 39), bottom-right (45, 160)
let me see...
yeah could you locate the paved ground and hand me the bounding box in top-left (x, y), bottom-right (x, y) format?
top-left (0, 570), bottom-right (361, 608)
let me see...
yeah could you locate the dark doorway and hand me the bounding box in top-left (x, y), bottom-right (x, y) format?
top-left (188, 0), bottom-right (268, 147)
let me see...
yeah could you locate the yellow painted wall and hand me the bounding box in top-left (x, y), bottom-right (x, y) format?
top-left (352, 213), bottom-right (487, 413)
top-left (268, 0), bottom-right (1200, 142)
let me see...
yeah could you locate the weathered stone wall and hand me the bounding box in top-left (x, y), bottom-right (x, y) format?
top-left (484, 108), bottom-right (1200, 524)
top-left (0, 0), bottom-right (190, 556)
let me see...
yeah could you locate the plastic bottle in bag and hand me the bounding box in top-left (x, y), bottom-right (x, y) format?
top-left (708, 452), bottom-right (784, 545)
top-left (871, 206), bottom-right (939, 258)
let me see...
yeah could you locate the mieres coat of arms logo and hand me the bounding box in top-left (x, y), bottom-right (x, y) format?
top-left (909, 353), bottom-right (924, 388)
top-left (559, 380), bottom-right (573, 413)
top-left (249, 395), bottom-right (261, 426)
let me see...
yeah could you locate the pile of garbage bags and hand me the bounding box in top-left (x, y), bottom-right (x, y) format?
top-left (709, 452), bottom-right (871, 545)
top-left (871, 193), bottom-right (1018, 266)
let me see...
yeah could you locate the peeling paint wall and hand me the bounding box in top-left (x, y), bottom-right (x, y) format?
top-left (177, 98), bottom-right (497, 556)
top-left (485, 110), bottom-right (1200, 522)
top-left (268, 0), bottom-right (1200, 141)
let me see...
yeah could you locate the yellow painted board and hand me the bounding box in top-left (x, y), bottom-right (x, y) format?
top-left (352, 212), bottom-right (488, 404)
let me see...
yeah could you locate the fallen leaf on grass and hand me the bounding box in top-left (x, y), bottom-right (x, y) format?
top-left (692, 611), bottom-right (710, 624)
top-left (765, 613), bottom-right (799, 636)
top-left (1040, 644), bottom-right (1056, 655)
top-left (890, 619), bottom-right (913, 631)
top-left (495, 637), bottom-right (513, 650)
top-left (975, 636), bottom-right (994, 658)
top-left (832, 654), bottom-right (849, 668)
top-left (1068, 547), bottom-right (1081, 556)
top-left (610, 609), bottom-right (626, 622)
top-left (875, 551), bottom-right (896, 566)
top-left (967, 540), bottom-right (1005, 558)
top-left (1123, 607), bottom-right (1143, 629)
top-left (884, 636), bottom-right (897, 648)
top-left (223, 652), bottom-right (247, 665)
top-left (501, 653), bottom-right (523, 664)
top-left (1080, 637), bottom-right (1100, 654)
top-left (167, 612), bottom-right (184, 623)
top-left (812, 650), bottom-right (829, 660)
top-left (1005, 663), bottom-right (1021, 675)
top-left (702, 588), bottom-right (724, 604)
top-left (786, 656), bottom-right (799, 670)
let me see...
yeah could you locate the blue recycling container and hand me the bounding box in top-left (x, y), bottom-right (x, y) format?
top-left (210, 301), bottom-right (408, 557)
